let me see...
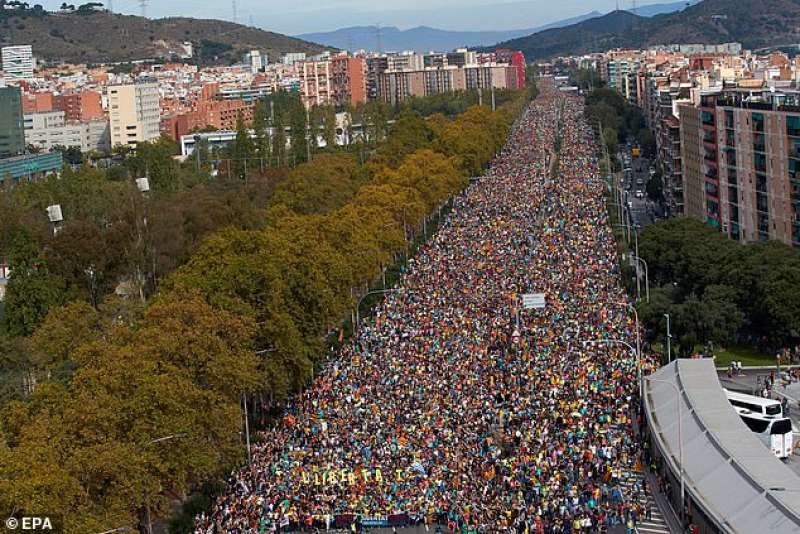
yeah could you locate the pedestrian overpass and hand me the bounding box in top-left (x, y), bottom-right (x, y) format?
top-left (643, 359), bottom-right (800, 533)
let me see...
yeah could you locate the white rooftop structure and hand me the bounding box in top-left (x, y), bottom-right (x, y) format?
top-left (644, 359), bottom-right (800, 533)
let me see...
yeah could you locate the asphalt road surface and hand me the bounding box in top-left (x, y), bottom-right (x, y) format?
top-left (621, 150), bottom-right (657, 228)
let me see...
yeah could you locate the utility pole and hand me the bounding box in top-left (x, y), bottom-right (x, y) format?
top-left (194, 135), bottom-right (201, 172)
top-left (232, 0), bottom-right (238, 24)
top-left (242, 392), bottom-right (251, 464)
top-left (665, 313), bottom-right (672, 364)
top-left (306, 105), bottom-right (312, 162)
top-left (491, 85), bottom-right (496, 111)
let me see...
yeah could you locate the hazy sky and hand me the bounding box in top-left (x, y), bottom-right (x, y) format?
top-left (36, 0), bottom-right (677, 34)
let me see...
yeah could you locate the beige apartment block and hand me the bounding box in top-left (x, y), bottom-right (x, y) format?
top-left (108, 83), bottom-right (160, 149)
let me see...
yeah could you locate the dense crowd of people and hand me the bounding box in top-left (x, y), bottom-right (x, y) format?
top-left (195, 81), bottom-right (651, 533)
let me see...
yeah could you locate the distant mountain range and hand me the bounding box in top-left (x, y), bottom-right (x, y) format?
top-left (491, 0), bottom-right (800, 60)
top-left (296, 1), bottom-right (699, 53)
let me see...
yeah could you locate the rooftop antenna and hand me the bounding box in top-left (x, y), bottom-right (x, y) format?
top-left (138, 0), bottom-right (147, 18)
top-left (232, 0), bottom-right (238, 23)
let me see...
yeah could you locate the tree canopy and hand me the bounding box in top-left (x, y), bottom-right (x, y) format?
top-left (637, 218), bottom-right (800, 356)
top-left (0, 86), bottom-right (533, 532)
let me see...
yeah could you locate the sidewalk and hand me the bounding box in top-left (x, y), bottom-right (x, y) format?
top-left (629, 405), bottom-right (681, 534)
top-left (638, 467), bottom-right (682, 534)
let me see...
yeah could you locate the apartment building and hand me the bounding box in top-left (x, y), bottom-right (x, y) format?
top-left (53, 90), bottom-right (104, 121)
top-left (365, 56), bottom-right (389, 101)
top-left (23, 110), bottom-right (110, 153)
top-left (640, 71), bottom-right (693, 216)
top-left (282, 52), bottom-right (307, 65)
top-left (377, 64), bottom-right (520, 105)
top-left (1, 45), bottom-right (35, 82)
top-left (107, 83), bottom-right (160, 149)
top-left (378, 70), bottom-right (426, 107)
top-left (661, 114), bottom-right (684, 216)
top-left (21, 92), bottom-right (54, 114)
top-left (330, 56), bottom-right (367, 107)
top-left (0, 86), bottom-right (25, 158)
top-left (679, 103), bottom-right (707, 224)
top-left (244, 50), bottom-right (265, 74)
top-left (298, 60), bottom-right (332, 108)
top-left (218, 85), bottom-right (272, 102)
top-left (680, 89), bottom-right (800, 245)
top-left (162, 99), bottom-right (254, 141)
top-left (298, 57), bottom-right (368, 109)
top-left (495, 49), bottom-right (527, 91)
top-left (600, 52), bottom-right (641, 98)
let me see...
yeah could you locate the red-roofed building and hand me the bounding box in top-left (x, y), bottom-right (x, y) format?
top-left (53, 90), bottom-right (103, 121)
top-left (21, 92), bottom-right (54, 113)
top-left (162, 98), bottom-right (255, 141)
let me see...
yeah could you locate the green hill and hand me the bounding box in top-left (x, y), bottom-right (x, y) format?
top-left (0, 6), bottom-right (328, 65)
top-left (492, 0), bottom-right (800, 60)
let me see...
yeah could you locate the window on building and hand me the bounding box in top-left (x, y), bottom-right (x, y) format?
top-left (755, 153), bottom-right (767, 173)
top-left (788, 115), bottom-right (800, 137)
top-left (752, 112), bottom-right (765, 132)
top-left (756, 173), bottom-right (768, 193)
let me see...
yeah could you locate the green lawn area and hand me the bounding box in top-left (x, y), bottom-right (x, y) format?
top-left (650, 342), bottom-right (776, 368)
top-left (714, 345), bottom-right (776, 368)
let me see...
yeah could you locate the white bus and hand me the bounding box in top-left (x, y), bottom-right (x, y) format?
top-left (724, 390), bottom-right (792, 458)
top-left (725, 389), bottom-right (783, 418)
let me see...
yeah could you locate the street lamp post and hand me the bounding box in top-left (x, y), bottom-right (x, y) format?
top-left (612, 223), bottom-right (630, 244)
top-left (148, 433), bottom-right (187, 444)
top-left (138, 433), bottom-right (188, 534)
top-left (243, 392), bottom-right (251, 465)
top-left (616, 302), bottom-right (643, 397)
top-left (664, 313), bottom-right (672, 364)
top-left (645, 375), bottom-right (684, 526)
top-left (608, 202), bottom-right (630, 241)
top-left (630, 254), bottom-right (650, 303)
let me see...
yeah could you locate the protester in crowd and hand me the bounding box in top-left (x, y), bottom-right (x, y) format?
top-left (195, 82), bottom-right (649, 533)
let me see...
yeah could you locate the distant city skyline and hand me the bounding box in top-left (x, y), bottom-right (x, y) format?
top-left (34, 0), bottom-right (688, 35)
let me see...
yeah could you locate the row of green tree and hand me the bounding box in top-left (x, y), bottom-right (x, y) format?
top-left (635, 218), bottom-right (800, 357)
top-left (217, 88), bottom-right (526, 177)
top-left (0, 88), bottom-right (512, 351)
top-left (584, 87), bottom-right (656, 160)
top-left (0, 87), bottom-right (533, 532)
